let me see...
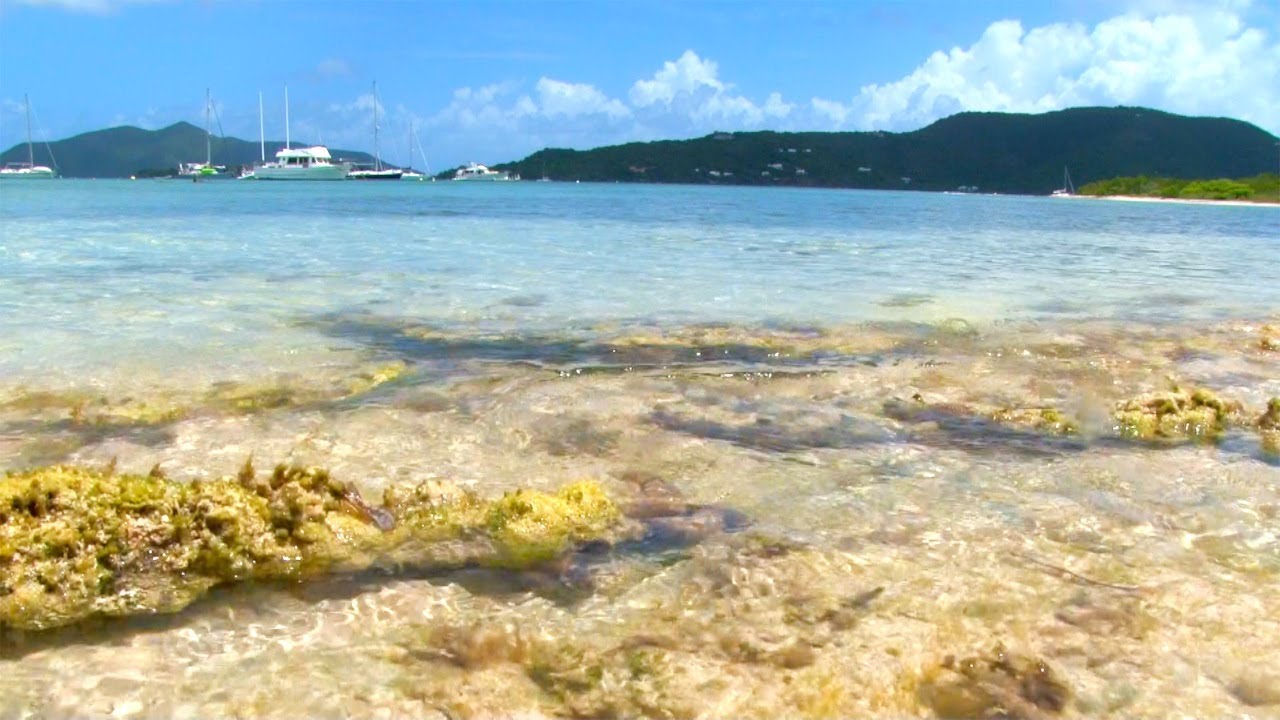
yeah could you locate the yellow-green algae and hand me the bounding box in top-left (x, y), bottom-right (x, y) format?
top-left (0, 463), bottom-right (622, 631)
top-left (990, 407), bottom-right (1080, 435)
top-left (1259, 397), bottom-right (1280, 454)
top-left (1111, 386), bottom-right (1242, 442)
top-left (917, 644), bottom-right (1070, 719)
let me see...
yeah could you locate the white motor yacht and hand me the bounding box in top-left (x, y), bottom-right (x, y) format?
top-left (252, 86), bottom-right (349, 180)
top-left (254, 146), bottom-right (350, 181)
top-left (453, 162), bottom-right (514, 181)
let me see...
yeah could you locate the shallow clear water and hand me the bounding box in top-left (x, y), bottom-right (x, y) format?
top-left (2, 181), bottom-right (1277, 382)
top-left (1, 181), bottom-right (1278, 718)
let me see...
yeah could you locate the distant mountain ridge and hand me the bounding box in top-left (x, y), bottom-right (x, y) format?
top-left (0, 121), bottom-right (377, 178)
top-left (494, 106), bottom-right (1279, 194)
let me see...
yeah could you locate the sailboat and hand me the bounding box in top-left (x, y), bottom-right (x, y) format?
top-left (1051, 167), bottom-right (1075, 197)
top-left (348, 81), bottom-right (402, 180)
top-left (0, 94), bottom-right (57, 179)
top-left (400, 121), bottom-right (433, 181)
top-left (177, 89), bottom-right (231, 179)
top-left (253, 86), bottom-right (349, 181)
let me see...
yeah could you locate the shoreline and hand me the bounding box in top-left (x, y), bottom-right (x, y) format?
top-left (1058, 193), bottom-right (1280, 208)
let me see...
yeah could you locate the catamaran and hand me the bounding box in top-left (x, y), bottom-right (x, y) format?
top-left (0, 94), bottom-right (57, 180)
top-left (176, 89), bottom-right (231, 180)
top-left (348, 81), bottom-right (402, 180)
top-left (253, 86), bottom-right (349, 181)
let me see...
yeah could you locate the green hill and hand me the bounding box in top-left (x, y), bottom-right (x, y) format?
top-left (0, 122), bottom-right (377, 178)
top-left (492, 107), bottom-right (1279, 194)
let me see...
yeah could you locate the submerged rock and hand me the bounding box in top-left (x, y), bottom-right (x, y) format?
top-left (1259, 398), bottom-right (1280, 455)
top-left (1112, 386), bottom-right (1242, 442)
top-left (918, 644), bottom-right (1071, 719)
top-left (0, 463), bottom-right (623, 631)
top-left (990, 407), bottom-right (1079, 435)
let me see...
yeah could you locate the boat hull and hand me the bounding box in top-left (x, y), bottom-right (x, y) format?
top-left (253, 165), bottom-right (350, 181)
top-left (0, 168), bottom-right (56, 180)
top-left (348, 169), bottom-right (403, 180)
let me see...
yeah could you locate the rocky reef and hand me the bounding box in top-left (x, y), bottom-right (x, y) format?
top-left (1259, 398), bottom-right (1280, 454)
top-left (0, 462), bottom-right (623, 632)
top-left (1111, 386), bottom-right (1242, 442)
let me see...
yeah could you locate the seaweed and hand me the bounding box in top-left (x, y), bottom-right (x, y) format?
top-left (1112, 386), bottom-right (1242, 442)
top-left (918, 644), bottom-right (1071, 719)
top-left (0, 463), bottom-right (623, 631)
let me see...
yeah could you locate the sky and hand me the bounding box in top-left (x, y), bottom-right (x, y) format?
top-left (1, 0), bottom-right (1278, 170)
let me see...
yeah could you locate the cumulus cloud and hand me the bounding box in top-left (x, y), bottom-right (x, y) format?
top-left (629, 50), bottom-right (726, 107)
top-left (815, 7), bottom-right (1280, 132)
top-left (535, 78), bottom-right (630, 119)
top-left (627, 50), bottom-right (784, 129)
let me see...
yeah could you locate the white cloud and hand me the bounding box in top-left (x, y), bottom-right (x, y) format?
top-left (626, 50), bottom-right (791, 130)
top-left (840, 8), bottom-right (1280, 132)
top-left (535, 78), bottom-right (630, 119)
top-left (763, 92), bottom-right (794, 119)
top-left (13, 0), bottom-right (167, 13)
top-left (630, 50), bottom-right (726, 107)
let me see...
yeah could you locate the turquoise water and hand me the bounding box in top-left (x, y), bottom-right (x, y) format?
top-left (2, 181), bottom-right (1279, 718)
top-left (2, 181), bottom-right (1277, 382)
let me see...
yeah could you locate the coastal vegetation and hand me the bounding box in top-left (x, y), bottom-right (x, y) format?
top-left (0, 121), bottom-right (376, 179)
top-left (1078, 173), bottom-right (1280, 202)
top-left (8, 107), bottom-right (1277, 190)
top-left (494, 106), bottom-right (1278, 194)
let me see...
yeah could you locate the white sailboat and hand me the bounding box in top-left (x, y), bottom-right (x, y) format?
top-left (177, 89), bottom-right (231, 179)
top-left (0, 94), bottom-right (57, 180)
top-left (253, 86), bottom-right (349, 181)
top-left (400, 121), bottom-right (433, 181)
top-left (348, 81), bottom-right (402, 180)
top-left (1051, 167), bottom-right (1075, 197)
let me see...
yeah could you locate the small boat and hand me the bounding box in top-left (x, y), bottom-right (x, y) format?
top-left (176, 89), bottom-right (233, 180)
top-left (0, 94), bottom-right (56, 180)
top-left (253, 86), bottom-right (349, 181)
top-left (1051, 167), bottom-right (1075, 197)
top-left (453, 162), bottom-right (514, 181)
top-left (400, 122), bottom-right (432, 181)
top-left (348, 81), bottom-right (402, 180)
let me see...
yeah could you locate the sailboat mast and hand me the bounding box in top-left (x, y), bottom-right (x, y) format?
top-left (284, 85), bottom-right (290, 150)
top-left (204, 88), bottom-right (212, 166)
top-left (24, 93), bottom-right (34, 168)
top-left (372, 81), bottom-right (381, 171)
top-left (258, 91), bottom-right (265, 162)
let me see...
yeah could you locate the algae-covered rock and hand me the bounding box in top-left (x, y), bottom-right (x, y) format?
top-left (990, 407), bottom-right (1079, 435)
top-left (1, 463), bottom-right (623, 631)
top-left (1259, 398), bottom-right (1280, 455)
top-left (918, 644), bottom-right (1070, 719)
top-left (1112, 387), bottom-right (1241, 442)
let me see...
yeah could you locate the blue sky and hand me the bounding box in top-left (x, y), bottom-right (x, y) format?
top-left (2, 0), bottom-right (1278, 170)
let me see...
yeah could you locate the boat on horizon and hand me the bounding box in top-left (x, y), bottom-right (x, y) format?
top-left (0, 94), bottom-right (57, 180)
top-left (453, 162), bottom-right (515, 181)
top-left (400, 122), bottom-right (432, 181)
top-left (176, 89), bottom-right (233, 180)
top-left (253, 86), bottom-right (349, 181)
top-left (348, 81), bottom-right (402, 180)
top-left (1051, 167), bottom-right (1075, 197)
